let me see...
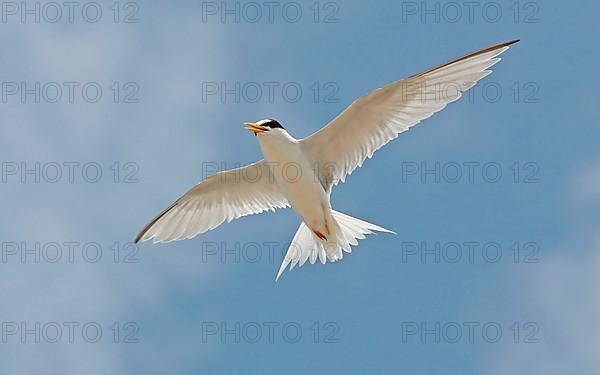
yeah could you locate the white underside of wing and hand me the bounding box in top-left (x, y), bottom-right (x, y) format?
top-left (136, 160), bottom-right (289, 244)
top-left (301, 40), bottom-right (519, 189)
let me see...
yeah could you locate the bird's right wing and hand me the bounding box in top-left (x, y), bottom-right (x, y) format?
top-left (135, 160), bottom-right (289, 244)
top-left (302, 40), bottom-right (519, 189)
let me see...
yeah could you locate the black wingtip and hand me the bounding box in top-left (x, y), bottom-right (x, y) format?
top-left (493, 39), bottom-right (520, 50)
top-left (410, 39), bottom-right (521, 79)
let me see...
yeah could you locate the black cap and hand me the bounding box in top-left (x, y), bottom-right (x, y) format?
top-left (262, 119), bottom-right (284, 129)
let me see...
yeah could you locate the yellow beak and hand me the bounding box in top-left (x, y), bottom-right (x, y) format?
top-left (244, 122), bottom-right (268, 134)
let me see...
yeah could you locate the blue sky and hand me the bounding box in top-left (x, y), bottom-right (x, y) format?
top-left (0, 0), bottom-right (599, 373)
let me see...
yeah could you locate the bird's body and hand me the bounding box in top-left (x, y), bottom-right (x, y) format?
top-left (256, 128), bottom-right (336, 244)
top-left (135, 40), bottom-right (520, 280)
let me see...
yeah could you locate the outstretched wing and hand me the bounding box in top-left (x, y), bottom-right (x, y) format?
top-left (302, 40), bottom-right (519, 189)
top-left (135, 160), bottom-right (289, 244)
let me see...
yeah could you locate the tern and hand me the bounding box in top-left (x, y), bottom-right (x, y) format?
top-left (135, 40), bottom-right (519, 280)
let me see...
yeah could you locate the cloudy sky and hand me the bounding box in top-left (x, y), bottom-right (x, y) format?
top-left (0, 0), bottom-right (598, 373)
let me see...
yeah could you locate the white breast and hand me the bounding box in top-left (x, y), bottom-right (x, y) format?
top-left (257, 130), bottom-right (331, 232)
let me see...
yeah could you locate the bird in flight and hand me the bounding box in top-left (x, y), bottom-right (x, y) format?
top-left (135, 40), bottom-right (519, 280)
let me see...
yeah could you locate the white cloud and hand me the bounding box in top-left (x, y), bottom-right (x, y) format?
top-left (0, 4), bottom-right (234, 373)
top-left (484, 161), bottom-right (600, 374)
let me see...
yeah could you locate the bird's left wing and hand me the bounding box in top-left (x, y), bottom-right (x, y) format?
top-left (302, 40), bottom-right (519, 189)
top-left (135, 160), bottom-right (289, 244)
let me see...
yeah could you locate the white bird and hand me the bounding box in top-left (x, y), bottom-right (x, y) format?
top-left (135, 40), bottom-right (519, 280)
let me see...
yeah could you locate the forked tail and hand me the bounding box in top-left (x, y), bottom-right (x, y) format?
top-left (275, 210), bottom-right (395, 281)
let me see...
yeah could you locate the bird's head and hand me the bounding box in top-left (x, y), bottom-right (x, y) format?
top-left (244, 119), bottom-right (286, 137)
